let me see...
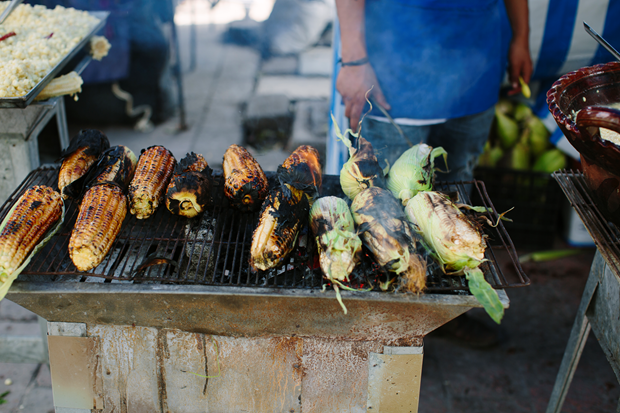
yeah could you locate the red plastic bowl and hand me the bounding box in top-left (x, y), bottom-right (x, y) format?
top-left (547, 61), bottom-right (620, 224)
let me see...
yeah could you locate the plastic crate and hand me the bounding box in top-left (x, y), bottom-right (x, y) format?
top-left (472, 167), bottom-right (563, 249)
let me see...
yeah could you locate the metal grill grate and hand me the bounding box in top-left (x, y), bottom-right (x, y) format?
top-left (2, 165), bottom-right (530, 293)
top-left (553, 170), bottom-right (620, 275)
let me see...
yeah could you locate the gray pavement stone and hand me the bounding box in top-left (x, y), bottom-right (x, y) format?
top-left (299, 47), bottom-right (333, 77)
top-left (0, 301), bottom-right (36, 322)
top-left (18, 386), bottom-right (54, 413)
top-left (246, 146), bottom-right (292, 173)
top-left (219, 45), bottom-right (261, 80)
top-left (0, 322), bottom-right (39, 336)
top-left (262, 56), bottom-right (298, 75)
top-left (0, 363), bottom-right (39, 413)
top-left (35, 364), bottom-right (51, 388)
top-left (212, 77), bottom-right (255, 104)
top-left (255, 75), bottom-right (331, 100)
top-left (287, 100), bottom-right (329, 164)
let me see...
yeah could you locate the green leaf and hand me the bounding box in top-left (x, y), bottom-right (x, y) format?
top-left (465, 268), bottom-right (504, 324)
top-left (0, 390), bottom-right (9, 404)
top-left (0, 199), bottom-right (65, 301)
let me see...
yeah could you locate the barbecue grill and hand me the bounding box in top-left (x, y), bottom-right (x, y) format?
top-left (547, 170), bottom-right (620, 413)
top-left (5, 165), bottom-right (529, 412)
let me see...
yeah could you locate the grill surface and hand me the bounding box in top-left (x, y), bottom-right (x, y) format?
top-left (2, 165), bottom-right (529, 294)
top-left (553, 170), bottom-right (620, 275)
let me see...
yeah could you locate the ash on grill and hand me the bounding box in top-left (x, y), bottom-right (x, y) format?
top-left (7, 165), bottom-right (529, 293)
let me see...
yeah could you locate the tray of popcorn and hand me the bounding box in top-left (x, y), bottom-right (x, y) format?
top-left (0, 2), bottom-right (109, 108)
top-left (547, 61), bottom-right (620, 226)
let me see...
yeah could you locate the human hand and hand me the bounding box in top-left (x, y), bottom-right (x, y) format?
top-left (507, 38), bottom-right (533, 96)
top-left (336, 63), bottom-right (390, 132)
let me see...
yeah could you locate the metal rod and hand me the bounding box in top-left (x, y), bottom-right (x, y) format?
top-left (584, 21), bottom-right (620, 61)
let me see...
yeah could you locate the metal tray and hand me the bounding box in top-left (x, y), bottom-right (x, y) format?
top-left (0, 10), bottom-right (109, 109)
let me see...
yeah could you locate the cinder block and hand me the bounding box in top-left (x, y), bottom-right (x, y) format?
top-left (287, 100), bottom-right (329, 166)
top-left (262, 56), bottom-right (299, 75)
top-left (299, 47), bottom-right (333, 77)
top-left (243, 94), bottom-right (293, 150)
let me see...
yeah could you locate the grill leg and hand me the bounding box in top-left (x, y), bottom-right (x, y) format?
top-left (545, 254), bottom-right (601, 413)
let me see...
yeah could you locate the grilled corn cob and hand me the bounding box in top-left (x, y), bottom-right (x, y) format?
top-left (405, 191), bottom-right (504, 323)
top-left (250, 184), bottom-right (309, 271)
top-left (0, 186), bottom-right (63, 282)
top-left (129, 145), bottom-right (176, 219)
top-left (223, 144), bottom-right (268, 212)
top-left (58, 129), bottom-right (110, 199)
top-left (351, 187), bottom-right (426, 293)
top-left (165, 152), bottom-right (213, 218)
top-left (88, 145), bottom-right (138, 188)
top-left (69, 184), bottom-right (127, 272)
top-left (277, 145), bottom-right (322, 201)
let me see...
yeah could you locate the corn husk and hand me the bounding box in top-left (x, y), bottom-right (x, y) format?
top-left (332, 114), bottom-right (387, 201)
top-left (525, 116), bottom-right (550, 157)
top-left (510, 141), bottom-right (530, 170)
top-left (351, 187), bottom-right (426, 293)
top-left (310, 196), bottom-right (363, 314)
top-left (532, 148), bottom-right (566, 174)
top-left (405, 191), bottom-right (504, 323)
top-left (386, 143), bottom-right (447, 205)
top-left (496, 107), bottom-right (519, 150)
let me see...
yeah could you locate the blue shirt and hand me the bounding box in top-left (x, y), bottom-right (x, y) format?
top-left (364, 0), bottom-right (504, 119)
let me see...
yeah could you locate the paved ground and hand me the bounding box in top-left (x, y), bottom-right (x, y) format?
top-left (1, 2), bottom-right (620, 412)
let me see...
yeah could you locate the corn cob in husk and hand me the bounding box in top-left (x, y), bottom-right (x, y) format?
top-left (351, 187), bottom-right (426, 293)
top-left (310, 196), bottom-right (363, 313)
top-left (405, 191), bottom-right (504, 323)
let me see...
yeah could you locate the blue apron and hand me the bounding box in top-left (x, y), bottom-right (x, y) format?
top-left (364, 0), bottom-right (503, 119)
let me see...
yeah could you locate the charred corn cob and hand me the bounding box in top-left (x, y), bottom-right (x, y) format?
top-left (222, 144), bottom-right (268, 212)
top-left (129, 146), bottom-right (176, 219)
top-left (0, 185), bottom-right (63, 282)
top-left (405, 191), bottom-right (504, 323)
top-left (351, 187), bottom-right (426, 293)
top-left (58, 129), bottom-right (110, 198)
top-left (87, 145), bottom-right (138, 189)
top-left (165, 152), bottom-right (213, 218)
top-left (69, 184), bottom-right (127, 272)
top-left (250, 184), bottom-right (309, 271)
top-left (277, 145), bottom-right (322, 201)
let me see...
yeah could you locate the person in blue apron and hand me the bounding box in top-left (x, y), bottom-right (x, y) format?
top-left (331, 0), bottom-right (531, 183)
top-left (332, 0), bottom-right (532, 347)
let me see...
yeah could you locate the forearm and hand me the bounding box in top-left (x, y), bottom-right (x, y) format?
top-left (335, 0), bottom-right (367, 61)
top-left (503, 0), bottom-right (529, 46)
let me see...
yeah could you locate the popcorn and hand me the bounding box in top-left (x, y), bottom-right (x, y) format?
top-left (0, 2), bottom-right (99, 97)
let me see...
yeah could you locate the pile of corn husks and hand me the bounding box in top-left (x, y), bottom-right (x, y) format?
top-left (478, 98), bottom-right (567, 173)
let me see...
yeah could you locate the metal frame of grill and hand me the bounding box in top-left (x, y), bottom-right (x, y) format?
top-left (553, 170), bottom-right (620, 275)
top-left (1, 165), bottom-right (530, 293)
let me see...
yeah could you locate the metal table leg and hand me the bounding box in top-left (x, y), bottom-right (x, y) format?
top-left (545, 253), bottom-right (604, 413)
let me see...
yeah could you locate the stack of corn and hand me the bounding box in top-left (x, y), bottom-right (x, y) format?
top-left (478, 98), bottom-right (567, 173)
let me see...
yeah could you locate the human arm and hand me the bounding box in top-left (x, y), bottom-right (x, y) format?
top-left (504, 0), bottom-right (533, 95)
top-left (335, 0), bottom-right (390, 131)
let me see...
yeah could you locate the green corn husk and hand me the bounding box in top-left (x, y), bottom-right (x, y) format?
top-left (332, 114), bottom-right (387, 201)
top-left (495, 98), bottom-right (514, 116)
top-left (532, 148), bottom-right (567, 174)
top-left (405, 191), bottom-right (504, 323)
top-left (310, 196), bottom-right (363, 314)
top-left (511, 141), bottom-right (530, 170)
top-left (351, 187), bottom-right (426, 293)
top-left (386, 143), bottom-right (448, 205)
top-left (525, 116), bottom-right (550, 157)
top-left (513, 102), bottom-right (533, 123)
top-left (496, 107), bottom-right (519, 150)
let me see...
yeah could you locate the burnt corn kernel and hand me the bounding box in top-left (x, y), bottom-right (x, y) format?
top-left (128, 146), bottom-right (176, 219)
top-left (0, 185), bottom-right (62, 280)
top-left (277, 145), bottom-right (322, 201)
top-left (223, 144), bottom-right (268, 212)
top-left (69, 184), bottom-right (127, 272)
top-left (58, 130), bottom-right (110, 198)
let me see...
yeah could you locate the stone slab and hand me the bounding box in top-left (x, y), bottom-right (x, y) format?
top-left (299, 47), bottom-right (333, 77)
top-left (262, 56), bottom-right (299, 75)
top-left (255, 76), bottom-right (331, 100)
